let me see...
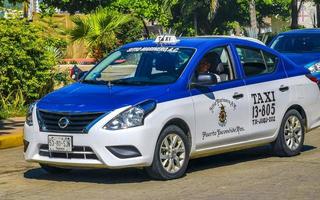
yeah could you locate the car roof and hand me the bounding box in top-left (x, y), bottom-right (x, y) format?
top-left (196, 35), bottom-right (265, 45)
top-left (280, 28), bottom-right (320, 35)
top-left (122, 36), bottom-right (265, 49)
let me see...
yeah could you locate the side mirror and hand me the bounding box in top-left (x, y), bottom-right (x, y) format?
top-left (78, 71), bottom-right (88, 81)
top-left (71, 65), bottom-right (88, 81)
top-left (191, 73), bottom-right (218, 87)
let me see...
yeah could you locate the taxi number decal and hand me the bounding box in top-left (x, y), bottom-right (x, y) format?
top-left (251, 91), bottom-right (276, 125)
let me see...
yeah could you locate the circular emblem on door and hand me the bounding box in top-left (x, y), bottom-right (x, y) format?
top-left (58, 117), bottom-right (70, 129)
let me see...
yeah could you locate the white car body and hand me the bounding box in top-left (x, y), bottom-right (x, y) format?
top-left (24, 37), bottom-right (320, 171)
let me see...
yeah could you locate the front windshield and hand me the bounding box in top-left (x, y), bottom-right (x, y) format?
top-left (271, 34), bottom-right (320, 53)
top-left (83, 47), bottom-right (195, 85)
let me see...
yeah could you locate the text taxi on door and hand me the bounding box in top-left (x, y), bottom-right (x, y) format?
top-left (24, 35), bottom-right (320, 180)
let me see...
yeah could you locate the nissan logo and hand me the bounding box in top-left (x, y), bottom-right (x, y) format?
top-left (58, 117), bottom-right (70, 129)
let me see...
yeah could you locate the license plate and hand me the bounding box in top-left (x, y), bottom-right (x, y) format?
top-left (48, 135), bottom-right (73, 152)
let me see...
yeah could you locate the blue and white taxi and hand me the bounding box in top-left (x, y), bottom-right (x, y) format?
top-left (24, 35), bottom-right (320, 180)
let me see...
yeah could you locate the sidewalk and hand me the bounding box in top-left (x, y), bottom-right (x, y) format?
top-left (0, 117), bottom-right (24, 149)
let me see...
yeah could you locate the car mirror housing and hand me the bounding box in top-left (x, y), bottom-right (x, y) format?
top-left (191, 73), bottom-right (218, 87)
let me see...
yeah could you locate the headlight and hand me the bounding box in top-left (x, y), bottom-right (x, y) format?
top-left (308, 62), bottom-right (320, 73)
top-left (26, 102), bottom-right (36, 126)
top-left (103, 100), bottom-right (156, 130)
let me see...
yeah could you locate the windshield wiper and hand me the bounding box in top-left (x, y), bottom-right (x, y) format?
top-left (82, 80), bottom-right (108, 85)
top-left (110, 79), bottom-right (146, 85)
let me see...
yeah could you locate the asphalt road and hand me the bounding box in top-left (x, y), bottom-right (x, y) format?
top-left (1, 129), bottom-right (320, 200)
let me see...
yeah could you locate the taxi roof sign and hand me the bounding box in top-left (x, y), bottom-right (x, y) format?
top-left (154, 35), bottom-right (180, 44)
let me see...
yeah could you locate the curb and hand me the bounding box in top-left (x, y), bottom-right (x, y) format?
top-left (0, 130), bottom-right (23, 149)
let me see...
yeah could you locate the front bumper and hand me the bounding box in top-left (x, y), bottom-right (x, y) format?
top-left (24, 107), bottom-right (159, 169)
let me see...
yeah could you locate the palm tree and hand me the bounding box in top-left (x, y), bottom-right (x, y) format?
top-left (70, 7), bottom-right (132, 59)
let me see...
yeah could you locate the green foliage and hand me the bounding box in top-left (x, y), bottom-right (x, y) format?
top-left (117, 17), bottom-right (144, 44)
top-left (41, 0), bottom-right (178, 29)
top-left (0, 0), bottom-right (24, 7)
top-left (0, 19), bottom-right (61, 105)
top-left (41, 0), bottom-right (113, 14)
top-left (112, 0), bottom-right (177, 26)
top-left (70, 7), bottom-right (132, 59)
top-left (170, 0), bottom-right (239, 35)
top-left (170, 0), bottom-right (291, 36)
top-left (0, 88), bottom-right (27, 119)
top-left (235, 0), bottom-right (291, 30)
top-left (39, 2), bottom-right (57, 17)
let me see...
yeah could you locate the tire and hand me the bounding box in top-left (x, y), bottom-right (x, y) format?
top-left (40, 164), bottom-right (72, 174)
top-left (272, 109), bottom-right (305, 157)
top-left (146, 125), bottom-right (190, 180)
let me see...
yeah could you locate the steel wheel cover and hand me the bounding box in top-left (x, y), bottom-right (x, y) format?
top-left (159, 133), bottom-right (186, 174)
top-left (284, 116), bottom-right (302, 151)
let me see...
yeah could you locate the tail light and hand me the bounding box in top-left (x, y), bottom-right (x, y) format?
top-left (306, 74), bottom-right (320, 89)
top-left (306, 74), bottom-right (318, 83)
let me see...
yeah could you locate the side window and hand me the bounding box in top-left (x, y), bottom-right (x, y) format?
top-left (236, 46), bottom-right (278, 77)
top-left (195, 46), bottom-right (235, 83)
top-left (263, 51), bottom-right (277, 73)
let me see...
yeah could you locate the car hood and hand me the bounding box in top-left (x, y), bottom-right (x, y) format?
top-left (37, 82), bottom-right (171, 113)
top-left (283, 53), bottom-right (320, 67)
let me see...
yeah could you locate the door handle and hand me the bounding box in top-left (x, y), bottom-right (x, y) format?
top-left (233, 92), bottom-right (244, 100)
top-left (279, 85), bottom-right (289, 92)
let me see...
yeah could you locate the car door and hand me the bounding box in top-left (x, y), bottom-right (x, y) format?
top-left (191, 45), bottom-right (250, 150)
top-left (234, 44), bottom-right (289, 140)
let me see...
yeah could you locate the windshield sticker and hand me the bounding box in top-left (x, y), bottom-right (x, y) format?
top-left (202, 98), bottom-right (245, 140)
top-left (126, 47), bottom-right (179, 53)
top-left (251, 91), bottom-right (276, 125)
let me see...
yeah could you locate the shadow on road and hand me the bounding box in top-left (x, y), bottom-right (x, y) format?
top-left (23, 144), bottom-right (316, 184)
top-left (187, 144), bottom-right (316, 173)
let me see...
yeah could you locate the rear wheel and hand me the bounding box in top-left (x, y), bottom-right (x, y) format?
top-left (40, 164), bottom-right (72, 174)
top-left (273, 109), bottom-right (305, 157)
top-left (146, 125), bottom-right (190, 180)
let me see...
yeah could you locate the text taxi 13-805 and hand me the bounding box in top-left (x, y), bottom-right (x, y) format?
top-left (24, 35), bottom-right (320, 180)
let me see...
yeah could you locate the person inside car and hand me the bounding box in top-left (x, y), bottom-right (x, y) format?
top-left (197, 54), bottom-right (222, 83)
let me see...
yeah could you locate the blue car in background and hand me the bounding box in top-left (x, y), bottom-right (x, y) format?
top-left (269, 29), bottom-right (320, 79)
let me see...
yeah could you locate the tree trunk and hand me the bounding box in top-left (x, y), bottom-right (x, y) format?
top-left (249, 0), bottom-right (258, 38)
top-left (23, 0), bottom-right (30, 18)
top-left (291, 0), bottom-right (299, 29)
top-left (317, 4), bottom-right (320, 28)
top-left (291, 0), bottom-right (304, 29)
top-left (249, 0), bottom-right (257, 30)
top-left (194, 13), bottom-right (198, 36)
top-left (141, 18), bottom-right (150, 39)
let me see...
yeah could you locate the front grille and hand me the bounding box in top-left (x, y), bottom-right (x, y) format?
top-left (37, 110), bottom-right (104, 133)
top-left (39, 144), bottom-right (99, 160)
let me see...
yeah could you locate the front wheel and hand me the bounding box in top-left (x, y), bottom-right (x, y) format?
top-left (272, 109), bottom-right (305, 157)
top-left (146, 125), bottom-right (190, 180)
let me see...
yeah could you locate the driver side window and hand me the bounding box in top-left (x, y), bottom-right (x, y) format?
top-left (195, 46), bottom-right (235, 84)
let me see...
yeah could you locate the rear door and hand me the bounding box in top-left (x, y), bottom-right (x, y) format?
top-left (233, 44), bottom-right (290, 140)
